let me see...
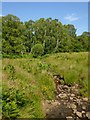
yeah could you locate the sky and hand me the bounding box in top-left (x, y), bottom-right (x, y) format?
top-left (2, 2), bottom-right (88, 35)
top-left (2, 0), bottom-right (89, 2)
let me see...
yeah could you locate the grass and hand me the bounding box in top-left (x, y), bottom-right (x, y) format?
top-left (2, 52), bottom-right (88, 118)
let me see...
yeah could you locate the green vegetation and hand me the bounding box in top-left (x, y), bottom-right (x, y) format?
top-left (31, 43), bottom-right (44, 57)
top-left (2, 14), bottom-right (90, 57)
top-left (1, 14), bottom-right (88, 119)
top-left (2, 52), bottom-right (88, 118)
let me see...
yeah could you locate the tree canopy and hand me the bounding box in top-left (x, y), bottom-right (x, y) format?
top-left (2, 14), bottom-right (89, 57)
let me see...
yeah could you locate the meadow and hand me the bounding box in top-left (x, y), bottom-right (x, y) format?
top-left (2, 52), bottom-right (88, 118)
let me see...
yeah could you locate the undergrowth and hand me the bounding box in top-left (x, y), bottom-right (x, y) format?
top-left (2, 52), bottom-right (88, 118)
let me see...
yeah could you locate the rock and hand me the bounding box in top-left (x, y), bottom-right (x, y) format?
top-left (61, 91), bottom-right (64, 94)
top-left (68, 89), bottom-right (71, 92)
top-left (77, 105), bottom-right (83, 112)
top-left (73, 97), bottom-right (77, 102)
top-left (71, 94), bottom-right (75, 97)
top-left (47, 101), bottom-right (52, 104)
top-left (56, 95), bottom-right (59, 100)
top-left (82, 97), bottom-right (88, 102)
top-left (82, 111), bottom-right (86, 117)
top-left (52, 101), bottom-right (59, 106)
top-left (86, 112), bottom-right (90, 119)
top-left (76, 117), bottom-right (80, 120)
top-left (71, 86), bottom-right (79, 95)
top-left (76, 111), bottom-right (82, 118)
top-left (74, 84), bottom-right (79, 88)
top-left (67, 93), bottom-right (71, 96)
top-left (70, 97), bottom-right (73, 100)
top-left (66, 103), bottom-right (71, 108)
top-left (77, 99), bottom-right (81, 105)
top-left (70, 104), bottom-right (77, 109)
top-left (46, 109), bottom-right (50, 113)
top-left (43, 83), bottom-right (88, 119)
top-left (73, 109), bottom-right (77, 114)
top-left (82, 110), bottom-right (86, 114)
top-left (63, 85), bottom-right (69, 90)
top-left (82, 105), bottom-right (86, 110)
top-left (58, 93), bottom-right (67, 99)
top-left (66, 116), bottom-right (74, 120)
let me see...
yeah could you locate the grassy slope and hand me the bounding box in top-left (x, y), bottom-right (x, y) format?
top-left (2, 52), bottom-right (88, 118)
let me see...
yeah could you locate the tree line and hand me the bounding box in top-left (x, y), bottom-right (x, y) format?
top-left (2, 14), bottom-right (89, 57)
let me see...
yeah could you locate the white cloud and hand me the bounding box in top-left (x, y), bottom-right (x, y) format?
top-left (0, 15), bottom-right (4, 17)
top-left (64, 14), bottom-right (79, 22)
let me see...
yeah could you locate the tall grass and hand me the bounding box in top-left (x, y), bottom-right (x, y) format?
top-left (2, 52), bottom-right (88, 118)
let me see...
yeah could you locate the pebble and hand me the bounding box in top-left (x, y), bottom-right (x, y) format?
top-left (82, 105), bottom-right (86, 110)
top-left (82, 110), bottom-right (86, 114)
top-left (70, 104), bottom-right (77, 109)
top-left (70, 97), bottom-right (73, 100)
top-left (66, 116), bottom-right (74, 120)
top-left (52, 101), bottom-right (59, 106)
top-left (71, 94), bottom-right (75, 97)
top-left (76, 111), bottom-right (82, 118)
top-left (43, 83), bottom-right (88, 119)
top-left (73, 109), bottom-right (77, 114)
top-left (58, 93), bottom-right (67, 99)
top-left (86, 112), bottom-right (90, 119)
top-left (83, 97), bottom-right (88, 101)
top-left (63, 85), bottom-right (69, 89)
top-left (77, 99), bottom-right (81, 105)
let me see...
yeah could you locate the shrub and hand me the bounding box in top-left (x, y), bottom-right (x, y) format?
top-left (2, 88), bottom-right (29, 119)
top-left (31, 44), bottom-right (44, 58)
top-left (2, 89), bottom-right (19, 119)
top-left (3, 64), bottom-right (16, 80)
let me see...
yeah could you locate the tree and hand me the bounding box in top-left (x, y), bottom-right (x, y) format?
top-left (31, 43), bottom-right (44, 57)
top-left (77, 32), bottom-right (89, 51)
top-left (2, 14), bottom-right (26, 55)
top-left (2, 14), bottom-right (89, 57)
top-left (64, 24), bottom-right (77, 37)
top-left (44, 36), bottom-right (56, 54)
top-left (24, 20), bottom-right (35, 52)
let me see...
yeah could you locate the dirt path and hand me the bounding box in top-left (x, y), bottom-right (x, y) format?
top-left (43, 84), bottom-right (90, 119)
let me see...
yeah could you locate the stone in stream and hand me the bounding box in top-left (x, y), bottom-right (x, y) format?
top-left (82, 105), bottom-right (87, 110)
top-left (86, 112), bottom-right (90, 119)
top-left (82, 110), bottom-right (86, 118)
top-left (70, 103), bottom-right (77, 109)
top-left (70, 97), bottom-right (73, 100)
top-left (66, 116), bottom-right (74, 120)
top-left (82, 97), bottom-right (88, 102)
top-left (43, 82), bottom-right (88, 119)
top-left (76, 111), bottom-right (82, 118)
top-left (73, 109), bottom-right (77, 114)
top-left (71, 93), bottom-right (75, 97)
top-left (58, 93), bottom-right (67, 99)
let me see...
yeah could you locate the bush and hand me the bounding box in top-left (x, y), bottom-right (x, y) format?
top-left (3, 64), bottom-right (16, 80)
top-left (2, 88), bottom-right (29, 119)
top-left (31, 44), bottom-right (44, 58)
top-left (2, 89), bottom-right (19, 119)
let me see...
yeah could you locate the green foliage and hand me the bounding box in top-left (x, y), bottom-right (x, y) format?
top-left (37, 62), bottom-right (50, 71)
top-left (2, 52), bottom-right (88, 118)
top-left (31, 44), bottom-right (44, 57)
top-left (64, 24), bottom-right (76, 37)
top-left (2, 14), bottom-right (89, 58)
top-left (2, 14), bottom-right (26, 55)
top-left (3, 64), bottom-right (16, 80)
top-left (2, 100), bottom-right (19, 119)
top-left (2, 88), bottom-right (19, 119)
top-left (2, 88), bottom-right (29, 119)
top-left (37, 73), bottom-right (55, 100)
